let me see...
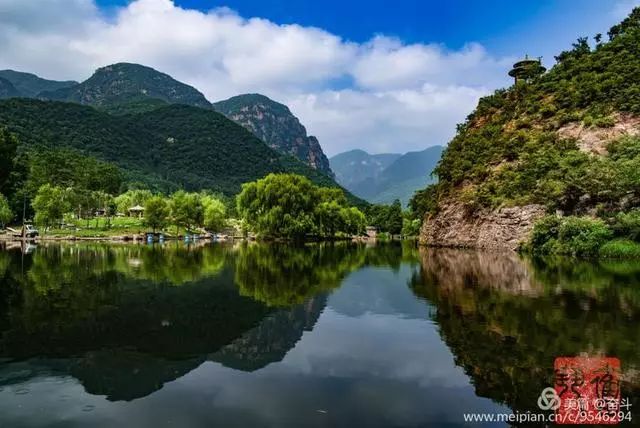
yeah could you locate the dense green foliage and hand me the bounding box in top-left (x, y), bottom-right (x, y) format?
top-left (0, 128), bottom-right (18, 195)
top-left (143, 196), bottom-right (170, 233)
top-left (169, 191), bottom-right (204, 232)
top-left (0, 99), bottom-right (350, 198)
top-left (0, 194), bottom-right (13, 228)
top-left (527, 210), bottom-right (640, 258)
top-left (366, 200), bottom-right (404, 235)
top-left (412, 8), bottom-right (640, 215)
top-left (237, 173), bottom-right (366, 239)
top-left (202, 196), bottom-right (227, 232)
top-left (527, 216), bottom-right (612, 256)
top-left (26, 147), bottom-right (123, 196)
top-left (32, 184), bottom-right (72, 229)
top-left (30, 183), bottom-right (228, 235)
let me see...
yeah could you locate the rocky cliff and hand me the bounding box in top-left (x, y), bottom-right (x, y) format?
top-left (213, 94), bottom-right (333, 177)
top-left (419, 201), bottom-right (545, 251)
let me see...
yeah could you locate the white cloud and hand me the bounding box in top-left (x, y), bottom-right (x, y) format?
top-left (0, 0), bottom-right (513, 155)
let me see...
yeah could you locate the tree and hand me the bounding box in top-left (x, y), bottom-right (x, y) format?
top-left (387, 199), bottom-right (404, 235)
top-left (144, 196), bottom-right (169, 233)
top-left (237, 173), bottom-right (364, 239)
top-left (0, 194), bottom-right (13, 229)
top-left (366, 200), bottom-right (404, 234)
top-left (341, 207), bottom-right (366, 236)
top-left (237, 174), bottom-right (317, 239)
top-left (202, 196), bottom-right (227, 232)
top-left (0, 128), bottom-right (17, 195)
top-left (316, 200), bottom-right (343, 237)
top-left (169, 191), bottom-right (203, 232)
top-left (32, 184), bottom-right (72, 231)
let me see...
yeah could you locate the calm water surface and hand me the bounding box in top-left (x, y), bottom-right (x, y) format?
top-left (0, 241), bottom-right (638, 427)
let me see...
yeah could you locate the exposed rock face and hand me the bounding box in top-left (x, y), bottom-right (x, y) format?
top-left (558, 113), bottom-right (640, 155)
top-left (213, 94), bottom-right (334, 177)
top-left (419, 200), bottom-right (546, 251)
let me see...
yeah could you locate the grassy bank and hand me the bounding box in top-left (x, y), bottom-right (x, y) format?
top-left (39, 217), bottom-right (209, 238)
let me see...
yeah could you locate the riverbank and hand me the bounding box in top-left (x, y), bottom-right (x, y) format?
top-left (0, 231), bottom-right (389, 244)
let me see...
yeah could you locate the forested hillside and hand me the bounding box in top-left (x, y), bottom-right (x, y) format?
top-left (1, 64), bottom-right (339, 179)
top-left (0, 78), bottom-right (21, 99)
top-left (0, 99), bottom-right (342, 196)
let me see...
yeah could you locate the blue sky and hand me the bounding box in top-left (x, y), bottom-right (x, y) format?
top-left (2, 0), bottom-right (638, 155)
top-left (95, 0), bottom-right (628, 57)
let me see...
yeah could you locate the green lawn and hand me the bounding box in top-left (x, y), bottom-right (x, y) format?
top-left (43, 217), bottom-right (195, 238)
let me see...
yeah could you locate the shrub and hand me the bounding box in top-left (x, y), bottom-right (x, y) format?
top-left (528, 215), bottom-right (563, 254)
top-left (527, 215), bottom-right (612, 256)
top-left (611, 210), bottom-right (640, 241)
top-left (556, 217), bottom-right (612, 256)
top-left (599, 239), bottom-right (640, 258)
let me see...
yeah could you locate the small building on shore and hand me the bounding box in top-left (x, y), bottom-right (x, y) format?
top-left (128, 205), bottom-right (145, 218)
top-left (366, 226), bottom-right (377, 239)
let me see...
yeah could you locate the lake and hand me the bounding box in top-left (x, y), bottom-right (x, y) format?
top-left (0, 241), bottom-right (638, 427)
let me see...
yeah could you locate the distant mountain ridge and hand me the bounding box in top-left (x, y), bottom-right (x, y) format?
top-left (213, 94), bottom-right (333, 177)
top-left (0, 70), bottom-right (77, 97)
top-left (330, 149), bottom-right (401, 188)
top-left (0, 64), bottom-right (333, 174)
top-left (330, 146), bottom-right (443, 205)
top-left (0, 77), bottom-right (21, 99)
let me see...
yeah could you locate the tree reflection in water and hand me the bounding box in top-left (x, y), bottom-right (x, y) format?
top-left (0, 241), bottom-right (637, 415)
top-left (0, 241), bottom-right (415, 401)
top-left (410, 248), bottom-right (640, 416)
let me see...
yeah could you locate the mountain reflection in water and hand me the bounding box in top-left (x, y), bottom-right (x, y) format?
top-left (0, 241), bottom-right (637, 427)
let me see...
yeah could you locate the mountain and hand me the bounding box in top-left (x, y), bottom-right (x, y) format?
top-left (0, 98), bottom-right (345, 196)
top-left (330, 149), bottom-right (401, 188)
top-left (213, 94), bottom-right (333, 177)
top-left (416, 8), bottom-right (640, 250)
top-left (2, 65), bottom-right (337, 179)
top-left (41, 63), bottom-right (211, 112)
top-left (0, 77), bottom-right (21, 99)
top-left (331, 146), bottom-right (443, 205)
top-left (0, 70), bottom-right (77, 97)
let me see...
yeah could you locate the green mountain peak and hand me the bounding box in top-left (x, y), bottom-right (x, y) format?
top-left (41, 62), bottom-right (211, 111)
